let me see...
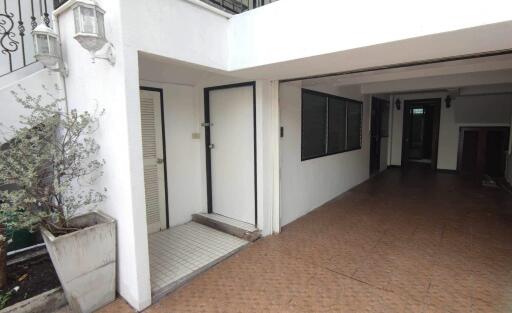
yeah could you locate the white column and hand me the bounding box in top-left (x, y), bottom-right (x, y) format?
top-left (255, 80), bottom-right (280, 236)
top-left (56, 1), bottom-right (152, 309)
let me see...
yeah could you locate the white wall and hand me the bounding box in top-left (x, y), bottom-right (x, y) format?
top-left (0, 69), bottom-right (63, 135)
top-left (122, 0), bottom-right (230, 70)
top-left (279, 82), bottom-right (370, 226)
top-left (229, 0), bottom-right (512, 78)
top-left (390, 93), bottom-right (512, 170)
top-left (139, 80), bottom-right (204, 227)
top-left (119, 0), bottom-right (512, 80)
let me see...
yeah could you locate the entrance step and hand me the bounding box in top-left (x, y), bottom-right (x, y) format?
top-left (192, 213), bottom-right (261, 242)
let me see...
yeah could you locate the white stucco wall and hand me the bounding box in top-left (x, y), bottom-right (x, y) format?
top-left (390, 93), bottom-right (512, 170)
top-left (0, 69), bottom-right (63, 135)
top-left (279, 82), bottom-right (370, 226)
top-left (121, 0), bottom-right (229, 70)
top-left (229, 0), bottom-right (512, 78)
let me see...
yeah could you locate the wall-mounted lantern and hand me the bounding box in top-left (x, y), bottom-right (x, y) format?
top-left (395, 98), bottom-right (401, 110)
top-left (72, 0), bottom-right (115, 65)
top-left (32, 24), bottom-right (68, 76)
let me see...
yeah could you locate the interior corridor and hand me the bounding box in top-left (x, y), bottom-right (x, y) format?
top-left (89, 166), bottom-right (512, 313)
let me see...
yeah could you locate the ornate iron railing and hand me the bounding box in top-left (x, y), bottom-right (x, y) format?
top-left (53, 0), bottom-right (67, 9)
top-left (202, 0), bottom-right (277, 14)
top-left (0, 0), bottom-right (54, 77)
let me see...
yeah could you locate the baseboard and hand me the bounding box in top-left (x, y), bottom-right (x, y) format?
top-left (387, 165), bottom-right (401, 169)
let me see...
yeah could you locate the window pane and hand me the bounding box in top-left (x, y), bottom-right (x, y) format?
top-left (346, 101), bottom-right (362, 150)
top-left (327, 97), bottom-right (346, 154)
top-left (49, 36), bottom-right (59, 57)
top-left (97, 11), bottom-right (105, 39)
top-left (36, 35), bottom-right (49, 54)
top-left (73, 7), bottom-right (81, 32)
top-left (302, 91), bottom-right (327, 160)
top-left (81, 6), bottom-right (97, 34)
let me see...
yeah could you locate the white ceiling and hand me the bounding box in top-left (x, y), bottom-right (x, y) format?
top-left (299, 54), bottom-right (512, 95)
top-left (139, 51), bottom-right (512, 96)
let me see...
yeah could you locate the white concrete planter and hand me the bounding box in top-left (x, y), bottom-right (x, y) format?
top-left (41, 211), bottom-right (116, 313)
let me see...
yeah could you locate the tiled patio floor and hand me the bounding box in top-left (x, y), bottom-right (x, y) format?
top-left (149, 222), bottom-right (248, 297)
top-left (79, 166), bottom-right (512, 313)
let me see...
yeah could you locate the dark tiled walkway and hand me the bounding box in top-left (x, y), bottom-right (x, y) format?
top-left (99, 167), bottom-right (512, 312)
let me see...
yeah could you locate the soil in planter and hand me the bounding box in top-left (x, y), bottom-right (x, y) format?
top-left (0, 253), bottom-right (60, 309)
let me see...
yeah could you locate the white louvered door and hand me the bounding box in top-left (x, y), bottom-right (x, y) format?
top-left (140, 90), bottom-right (167, 234)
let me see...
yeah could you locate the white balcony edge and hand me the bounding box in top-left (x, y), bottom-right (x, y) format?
top-left (183, 0), bottom-right (233, 19)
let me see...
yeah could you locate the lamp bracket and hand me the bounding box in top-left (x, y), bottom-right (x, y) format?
top-left (47, 60), bottom-right (69, 77)
top-left (91, 42), bottom-right (116, 65)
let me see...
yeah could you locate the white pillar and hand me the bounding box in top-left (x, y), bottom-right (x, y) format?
top-left (255, 80), bottom-right (280, 236)
top-left (56, 0), bottom-right (152, 309)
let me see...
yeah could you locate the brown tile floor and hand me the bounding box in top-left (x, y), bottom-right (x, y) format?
top-left (82, 166), bottom-right (512, 312)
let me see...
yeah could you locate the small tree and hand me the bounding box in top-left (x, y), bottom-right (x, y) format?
top-left (0, 86), bottom-right (106, 289)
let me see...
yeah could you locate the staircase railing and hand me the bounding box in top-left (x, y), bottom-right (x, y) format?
top-left (53, 0), bottom-right (67, 9)
top-left (201, 0), bottom-right (278, 14)
top-left (0, 0), bottom-right (54, 78)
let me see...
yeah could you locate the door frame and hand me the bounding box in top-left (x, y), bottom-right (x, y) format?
top-left (140, 86), bottom-right (170, 230)
top-left (203, 81), bottom-right (258, 225)
top-left (457, 126), bottom-right (511, 175)
top-left (370, 97), bottom-right (386, 175)
top-left (401, 98), bottom-right (441, 170)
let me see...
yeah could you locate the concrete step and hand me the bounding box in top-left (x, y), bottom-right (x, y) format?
top-left (192, 213), bottom-right (261, 242)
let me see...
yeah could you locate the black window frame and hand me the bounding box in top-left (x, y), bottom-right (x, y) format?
top-left (301, 89), bottom-right (363, 161)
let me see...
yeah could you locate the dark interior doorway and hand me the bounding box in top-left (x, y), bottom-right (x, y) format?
top-left (401, 98), bottom-right (441, 170)
top-left (457, 127), bottom-right (510, 178)
top-left (370, 97), bottom-right (389, 175)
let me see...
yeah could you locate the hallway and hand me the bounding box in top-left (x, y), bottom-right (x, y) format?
top-left (97, 167), bottom-right (512, 312)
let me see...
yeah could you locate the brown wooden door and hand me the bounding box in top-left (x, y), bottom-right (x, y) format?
top-left (458, 129), bottom-right (481, 175)
top-left (458, 127), bottom-right (510, 178)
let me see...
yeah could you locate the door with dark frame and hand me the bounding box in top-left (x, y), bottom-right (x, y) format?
top-left (457, 127), bottom-right (510, 178)
top-left (204, 82), bottom-right (258, 226)
top-left (370, 97), bottom-right (389, 175)
top-left (401, 98), bottom-right (441, 170)
top-left (139, 87), bottom-right (170, 234)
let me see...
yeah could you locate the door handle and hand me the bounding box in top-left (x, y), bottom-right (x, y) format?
top-left (209, 144), bottom-right (215, 149)
top-left (157, 158), bottom-right (164, 164)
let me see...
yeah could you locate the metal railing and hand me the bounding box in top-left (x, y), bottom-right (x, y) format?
top-left (53, 0), bottom-right (67, 9)
top-left (202, 0), bottom-right (277, 14)
top-left (0, 0), bottom-right (55, 77)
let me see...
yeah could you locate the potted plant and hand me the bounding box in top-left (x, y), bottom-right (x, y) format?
top-left (0, 87), bottom-right (115, 313)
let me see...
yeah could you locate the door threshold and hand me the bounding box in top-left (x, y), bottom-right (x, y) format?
top-left (192, 213), bottom-right (261, 242)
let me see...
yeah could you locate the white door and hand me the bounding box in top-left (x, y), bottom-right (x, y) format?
top-left (140, 89), bottom-right (167, 234)
top-left (209, 85), bottom-right (256, 225)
